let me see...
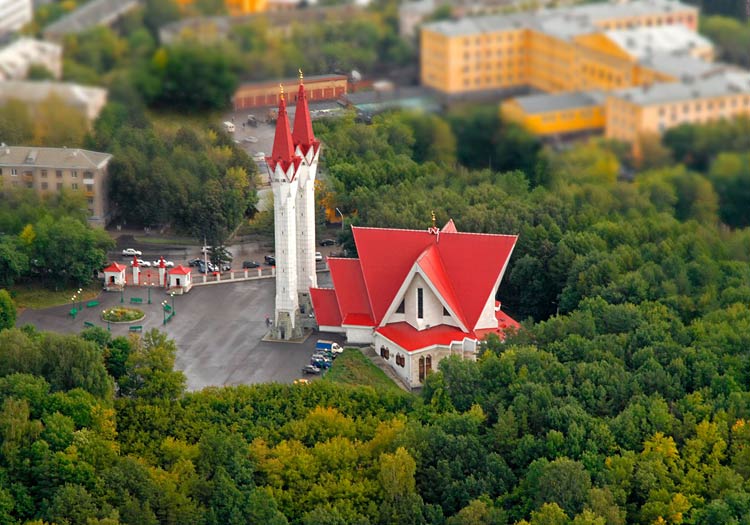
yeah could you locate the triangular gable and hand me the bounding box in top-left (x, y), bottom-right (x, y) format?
top-left (353, 227), bottom-right (517, 329)
top-left (441, 219), bottom-right (458, 233)
top-left (328, 257), bottom-right (375, 326)
top-left (379, 252), bottom-right (469, 332)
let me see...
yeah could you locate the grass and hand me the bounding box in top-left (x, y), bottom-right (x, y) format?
top-left (324, 349), bottom-right (405, 393)
top-left (10, 282), bottom-right (101, 310)
top-left (134, 235), bottom-right (200, 246)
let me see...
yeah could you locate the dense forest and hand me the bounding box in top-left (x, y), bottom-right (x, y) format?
top-left (4, 103), bottom-right (750, 523)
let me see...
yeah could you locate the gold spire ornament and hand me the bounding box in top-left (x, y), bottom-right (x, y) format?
top-left (299, 68), bottom-right (304, 81)
top-left (279, 83), bottom-right (284, 99)
top-left (431, 210), bottom-right (436, 229)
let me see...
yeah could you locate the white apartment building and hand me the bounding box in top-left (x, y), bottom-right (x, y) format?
top-left (0, 0), bottom-right (33, 35)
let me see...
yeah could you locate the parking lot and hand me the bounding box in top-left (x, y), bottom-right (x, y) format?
top-left (17, 274), bottom-right (344, 391)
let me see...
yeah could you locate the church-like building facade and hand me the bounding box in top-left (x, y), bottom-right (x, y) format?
top-left (309, 220), bottom-right (520, 388)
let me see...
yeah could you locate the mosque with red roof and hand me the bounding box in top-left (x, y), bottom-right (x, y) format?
top-left (267, 72), bottom-right (519, 384)
top-left (309, 218), bottom-right (519, 388)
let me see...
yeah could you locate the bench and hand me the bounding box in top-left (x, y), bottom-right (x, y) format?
top-left (129, 297), bottom-right (143, 304)
top-left (69, 308), bottom-right (78, 318)
top-left (86, 301), bottom-right (99, 308)
top-left (83, 321), bottom-right (95, 328)
top-left (128, 325), bottom-right (143, 332)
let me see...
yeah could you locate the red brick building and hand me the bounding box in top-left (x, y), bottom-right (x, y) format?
top-left (232, 74), bottom-right (347, 110)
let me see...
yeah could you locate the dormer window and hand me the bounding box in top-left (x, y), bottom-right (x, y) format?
top-left (396, 300), bottom-right (405, 314)
top-left (443, 306), bottom-right (449, 316)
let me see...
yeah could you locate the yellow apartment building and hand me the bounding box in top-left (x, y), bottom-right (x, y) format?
top-left (176, 0), bottom-right (268, 16)
top-left (421, 0), bottom-right (699, 95)
top-left (605, 72), bottom-right (750, 144)
top-left (502, 91), bottom-right (606, 136)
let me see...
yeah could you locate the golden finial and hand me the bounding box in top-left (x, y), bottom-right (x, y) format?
top-left (279, 83), bottom-right (284, 99)
top-left (431, 210), bottom-right (436, 229)
top-left (299, 68), bottom-right (304, 82)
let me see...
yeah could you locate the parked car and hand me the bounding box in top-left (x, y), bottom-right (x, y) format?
top-left (264, 255), bottom-right (276, 265)
top-left (315, 252), bottom-right (323, 262)
top-left (293, 378), bottom-right (310, 385)
top-left (310, 358), bottom-right (332, 370)
top-left (152, 260), bottom-right (175, 268)
top-left (136, 259), bottom-right (151, 267)
top-left (319, 239), bottom-right (336, 246)
top-left (221, 263), bottom-right (231, 271)
top-left (243, 136), bottom-right (258, 143)
top-left (188, 258), bottom-right (202, 267)
top-left (312, 353), bottom-right (333, 364)
top-left (122, 248), bottom-right (142, 256)
top-left (243, 261), bottom-right (260, 269)
top-left (302, 365), bottom-right (321, 375)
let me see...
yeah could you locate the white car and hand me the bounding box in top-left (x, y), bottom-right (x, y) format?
top-left (152, 260), bottom-right (175, 268)
top-left (136, 259), bottom-right (151, 267)
top-left (315, 252), bottom-right (323, 262)
top-left (122, 248), bottom-right (142, 257)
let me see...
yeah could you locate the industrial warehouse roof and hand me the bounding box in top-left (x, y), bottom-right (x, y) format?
top-left (0, 146), bottom-right (111, 169)
top-left (611, 71), bottom-right (750, 106)
top-left (514, 90), bottom-right (605, 114)
top-left (423, 0), bottom-right (696, 39)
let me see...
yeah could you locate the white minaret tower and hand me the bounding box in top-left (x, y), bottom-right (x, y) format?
top-left (292, 70), bottom-right (322, 311)
top-left (267, 86), bottom-right (303, 340)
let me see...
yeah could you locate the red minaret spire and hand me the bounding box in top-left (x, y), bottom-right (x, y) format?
top-left (267, 84), bottom-right (298, 173)
top-left (292, 69), bottom-right (318, 154)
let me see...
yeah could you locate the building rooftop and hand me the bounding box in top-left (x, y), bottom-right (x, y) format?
top-left (43, 0), bottom-right (139, 39)
top-left (0, 146), bottom-right (111, 169)
top-left (423, 0), bottom-right (696, 38)
top-left (640, 52), bottom-right (731, 80)
top-left (0, 37), bottom-right (61, 81)
top-left (611, 71), bottom-right (750, 106)
top-left (605, 24), bottom-right (712, 59)
top-left (514, 90), bottom-right (605, 114)
top-left (0, 80), bottom-right (106, 114)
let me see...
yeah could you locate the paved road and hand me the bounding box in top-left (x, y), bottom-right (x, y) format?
top-left (17, 275), bottom-right (343, 391)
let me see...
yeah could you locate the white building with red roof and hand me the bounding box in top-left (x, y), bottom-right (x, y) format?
top-left (168, 265), bottom-right (192, 294)
top-left (102, 262), bottom-right (127, 291)
top-left (310, 220), bottom-right (519, 388)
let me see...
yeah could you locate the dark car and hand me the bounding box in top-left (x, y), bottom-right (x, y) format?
top-left (243, 261), bottom-right (260, 269)
top-left (319, 239), bottom-right (336, 246)
top-left (310, 358), bottom-right (331, 369)
top-left (302, 364), bottom-right (321, 375)
top-left (188, 258), bottom-right (202, 267)
top-left (264, 255), bottom-right (276, 265)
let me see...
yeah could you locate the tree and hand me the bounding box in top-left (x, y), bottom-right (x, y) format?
top-left (137, 42), bottom-right (240, 110)
top-left (32, 93), bottom-right (88, 148)
top-left (378, 447), bottom-right (425, 525)
top-left (0, 99), bottom-right (33, 145)
top-left (0, 290), bottom-right (16, 331)
top-left (119, 329), bottom-right (185, 400)
top-left (523, 458), bottom-right (592, 517)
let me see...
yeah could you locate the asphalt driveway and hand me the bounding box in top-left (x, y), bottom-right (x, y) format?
top-left (17, 275), bottom-right (342, 391)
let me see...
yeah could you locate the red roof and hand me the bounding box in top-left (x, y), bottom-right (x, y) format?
top-left (328, 258), bottom-right (375, 326)
top-left (168, 265), bottom-right (191, 275)
top-left (267, 94), bottom-right (301, 174)
top-left (475, 302), bottom-right (520, 340)
top-left (376, 323), bottom-right (475, 352)
top-left (103, 262), bottom-right (127, 272)
top-left (292, 81), bottom-right (320, 156)
top-left (416, 244), bottom-right (466, 328)
top-left (353, 227), bottom-right (517, 328)
top-left (310, 288), bottom-right (342, 326)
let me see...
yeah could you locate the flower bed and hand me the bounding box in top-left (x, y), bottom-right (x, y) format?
top-left (102, 307), bottom-right (145, 323)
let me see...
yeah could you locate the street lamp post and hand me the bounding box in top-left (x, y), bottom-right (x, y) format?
top-left (120, 287), bottom-right (124, 304)
top-left (162, 300), bottom-right (168, 325)
top-left (148, 283), bottom-right (152, 305)
top-left (103, 310), bottom-right (110, 332)
top-left (335, 207), bottom-right (344, 231)
top-left (170, 292), bottom-right (175, 315)
top-left (77, 288), bottom-right (82, 312)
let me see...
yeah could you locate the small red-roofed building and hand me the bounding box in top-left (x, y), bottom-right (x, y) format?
top-left (310, 221), bottom-right (519, 388)
top-left (103, 262), bottom-right (127, 291)
top-left (168, 265), bottom-right (192, 294)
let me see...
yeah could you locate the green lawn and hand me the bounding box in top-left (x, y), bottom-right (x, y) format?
top-left (134, 235), bottom-right (200, 246)
top-left (324, 349), bottom-right (405, 393)
top-left (10, 282), bottom-right (102, 310)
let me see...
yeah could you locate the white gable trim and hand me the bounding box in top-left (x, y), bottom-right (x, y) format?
top-left (379, 261), bottom-right (469, 332)
top-left (474, 241), bottom-right (517, 331)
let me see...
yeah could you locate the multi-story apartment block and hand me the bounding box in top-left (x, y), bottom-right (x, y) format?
top-left (0, 0), bottom-right (33, 35)
top-left (176, 0), bottom-right (268, 16)
top-left (421, 0), bottom-right (698, 95)
top-left (0, 146), bottom-right (113, 227)
top-left (0, 38), bottom-right (63, 81)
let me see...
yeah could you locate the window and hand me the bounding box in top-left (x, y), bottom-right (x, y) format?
top-left (72, 170), bottom-right (78, 178)
top-left (85, 184), bottom-right (93, 193)
top-left (56, 183), bottom-right (63, 190)
top-left (11, 168), bottom-right (17, 176)
top-left (26, 182), bottom-right (32, 189)
top-left (56, 170), bottom-right (62, 178)
top-left (417, 288), bottom-right (424, 319)
top-left (443, 306), bottom-right (449, 316)
top-left (41, 170), bottom-right (47, 177)
top-left (0, 168), bottom-right (2, 175)
top-left (41, 182), bottom-right (48, 190)
top-left (71, 183), bottom-right (78, 190)
top-left (396, 300), bottom-right (405, 314)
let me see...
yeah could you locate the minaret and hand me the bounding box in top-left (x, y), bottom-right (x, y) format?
top-left (267, 85), bottom-right (303, 340)
top-left (292, 69), bottom-right (321, 311)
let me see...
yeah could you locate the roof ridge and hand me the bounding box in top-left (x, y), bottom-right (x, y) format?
top-left (353, 225), bottom-right (519, 238)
